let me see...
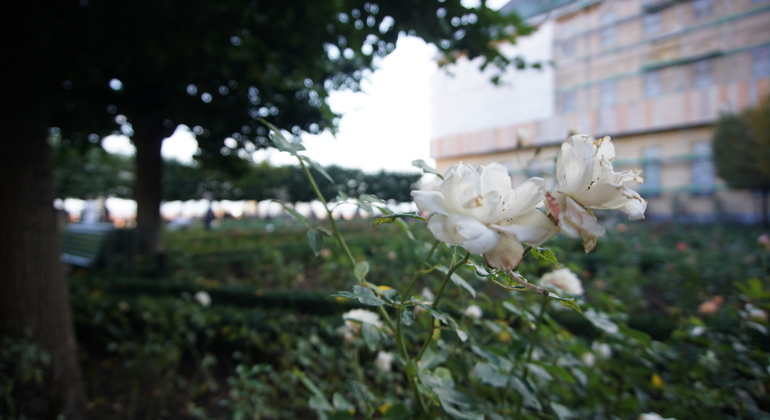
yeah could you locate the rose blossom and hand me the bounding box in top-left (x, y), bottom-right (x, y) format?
top-left (539, 268), bottom-right (584, 296)
top-left (412, 162), bottom-right (559, 270)
top-left (546, 134), bottom-right (646, 253)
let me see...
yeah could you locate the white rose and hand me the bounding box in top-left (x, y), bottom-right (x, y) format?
top-left (539, 268), bottom-right (584, 296)
top-left (464, 304), bottom-right (483, 320)
top-left (341, 309), bottom-right (382, 335)
top-left (412, 163), bottom-right (559, 270)
top-left (375, 351), bottom-right (394, 373)
top-left (194, 291), bottom-right (211, 307)
top-left (547, 135), bottom-right (646, 252)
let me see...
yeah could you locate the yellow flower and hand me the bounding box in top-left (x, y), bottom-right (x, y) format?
top-left (378, 403), bottom-right (393, 415)
top-left (651, 373), bottom-right (664, 388)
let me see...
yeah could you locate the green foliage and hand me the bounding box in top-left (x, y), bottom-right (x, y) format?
top-left (52, 139), bottom-right (134, 199)
top-left (66, 219), bottom-right (770, 419)
top-left (0, 334), bottom-right (51, 416)
top-left (712, 110), bottom-right (769, 190)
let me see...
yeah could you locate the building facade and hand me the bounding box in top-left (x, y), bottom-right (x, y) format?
top-left (430, 0), bottom-right (770, 222)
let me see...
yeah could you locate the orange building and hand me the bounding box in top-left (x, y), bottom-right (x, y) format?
top-left (430, 0), bottom-right (770, 222)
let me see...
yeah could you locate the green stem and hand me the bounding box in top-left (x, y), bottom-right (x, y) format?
top-left (400, 240), bottom-right (440, 303)
top-left (416, 251), bottom-right (470, 360)
top-left (297, 157), bottom-right (356, 266)
top-left (515, 295), bottom-right (549, 419)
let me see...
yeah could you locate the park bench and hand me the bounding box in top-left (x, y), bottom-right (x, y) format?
top-left (61, 222), bottom-right (136, 270)
top-left (61, 222), bottom-right (115, 267)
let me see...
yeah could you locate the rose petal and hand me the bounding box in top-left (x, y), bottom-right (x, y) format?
top-left (483, 235), bottom-right (525, 270)
top-left (493, 208), bottom-right (560, 246)
top-left (412, 190), bottom-right (450, 215)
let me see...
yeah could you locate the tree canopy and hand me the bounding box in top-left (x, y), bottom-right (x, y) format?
top-left (712, 94), bottom-right (770, 225)
top-left (45, 0), bottom-right (533, 163)
top-left (42, 0), bottom-right (535, 256)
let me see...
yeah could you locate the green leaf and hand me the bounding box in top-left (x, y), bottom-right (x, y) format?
top-left (405, 360), bottom-right (418, 378)
top-left (618, 324), bottom-right (652, 347)
top-left (401, 308), bottom-right (415, 326)
top-left (361, 322), bottom-right (381, 351)
top-left (373, 211), bottom-right (426, 227)
top-left (332, 285), bottom-right (384, 306)
top-left (414, 302), bottom-right (468, 341)
top-left (261, 119), bottom-right (306, 155)
top-left (276, 201), bottom-right (311, 229)
top-left (584, 309), bottom-right (619, 335)
top-left (553, 296), bottom-right (582, 314)
top-left (433, 388), bottom-right (483, 420)
top-left (295, 368), bottom-right (326, 400)
top-left (301, 155), bottom-right (335, 184)
top-left (531, 247), bottom-right (561, 267)
top-left (309, 395), bottom-right (333, 412)
top-left (436, 265), bottom-right (476, 298)
top-left (381, 403), bottom-right (411, 420)
top-left (540, 363), bottom-right (575, 384)
top-left (332, 393), bottom-right (354, 411)
top-left (550, 401), bottom-right (573, 420)
top-left (354, 261), bottom-right (369, 282)
top-left (412, 159), bottom-right (444, 179)
top-left (509, 376), bottom-right (541, 411)
top-left (381, 288), bottom-right (401, 303)
top-left (473, 362), bottom-right (508, 387)
top-left (307, 230), bottom-right (323, 256)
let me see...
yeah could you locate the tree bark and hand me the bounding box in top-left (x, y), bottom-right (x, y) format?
top-left (0, 2), bottom-right (86, 416)
top-left (132, 119), bottom-right (173, 273)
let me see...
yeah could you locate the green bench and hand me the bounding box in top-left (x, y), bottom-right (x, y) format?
top-left (61, 222), bottom-right (116, 267)
top-left (61, 222), bottom-right (137, 270)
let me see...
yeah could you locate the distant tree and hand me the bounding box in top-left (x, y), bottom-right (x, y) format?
top-left (44, 0), bottom-right (535, 260)
top-left (52, 139), bottom-right (134, 199)
top-left (712, 95), bottom-right (770, 225)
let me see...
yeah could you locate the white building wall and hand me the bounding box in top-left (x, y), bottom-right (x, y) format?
top-left (429, 20), bottom-right (555, 141)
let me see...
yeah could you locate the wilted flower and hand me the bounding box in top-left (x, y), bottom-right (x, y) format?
top-left (698, 295), bottom-right (724, 315)
top-left (412, 162), bottom-right (558, 270)
top-left (375, 351), bottom-right (394, 372)
top-left (464, 304), bottom-right (483, 320)
top-left (539, 268), bottom-right (584, 296)
top-left (546, 134), bottom-right (646, 253)
top-left (194, 291), bottom-right (211, 307)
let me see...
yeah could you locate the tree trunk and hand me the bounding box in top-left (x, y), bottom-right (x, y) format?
top-left (0, 3), bottom-right (86, 416)
top-left (762, 188), bottom-right (769, 227)
top-left (132, 119), bottom-right (173, 274)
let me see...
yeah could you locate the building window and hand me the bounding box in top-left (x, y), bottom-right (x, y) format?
top-left (644, 71), bottom-right (662, 97)
top-left (642, 146), bottom-right (662, 196)
top-left (753, 45), bottom-right (770, 78)
top-left (558, 91), bottom-right (577, 113)
top-left (692, 59), bottom-right (714, 88)
top-left (600, 14), bottom-right (615, 47)
top-left (643, 12), bottom-right (661, 35)
top-left (693, 0), bottom-right (714, 18)
top-left (601, 80), bottom-right (616, 106)
top-left (561, 38), bottom-right (576, 58)
top-left (691, 141), bottom-right (715, 195)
